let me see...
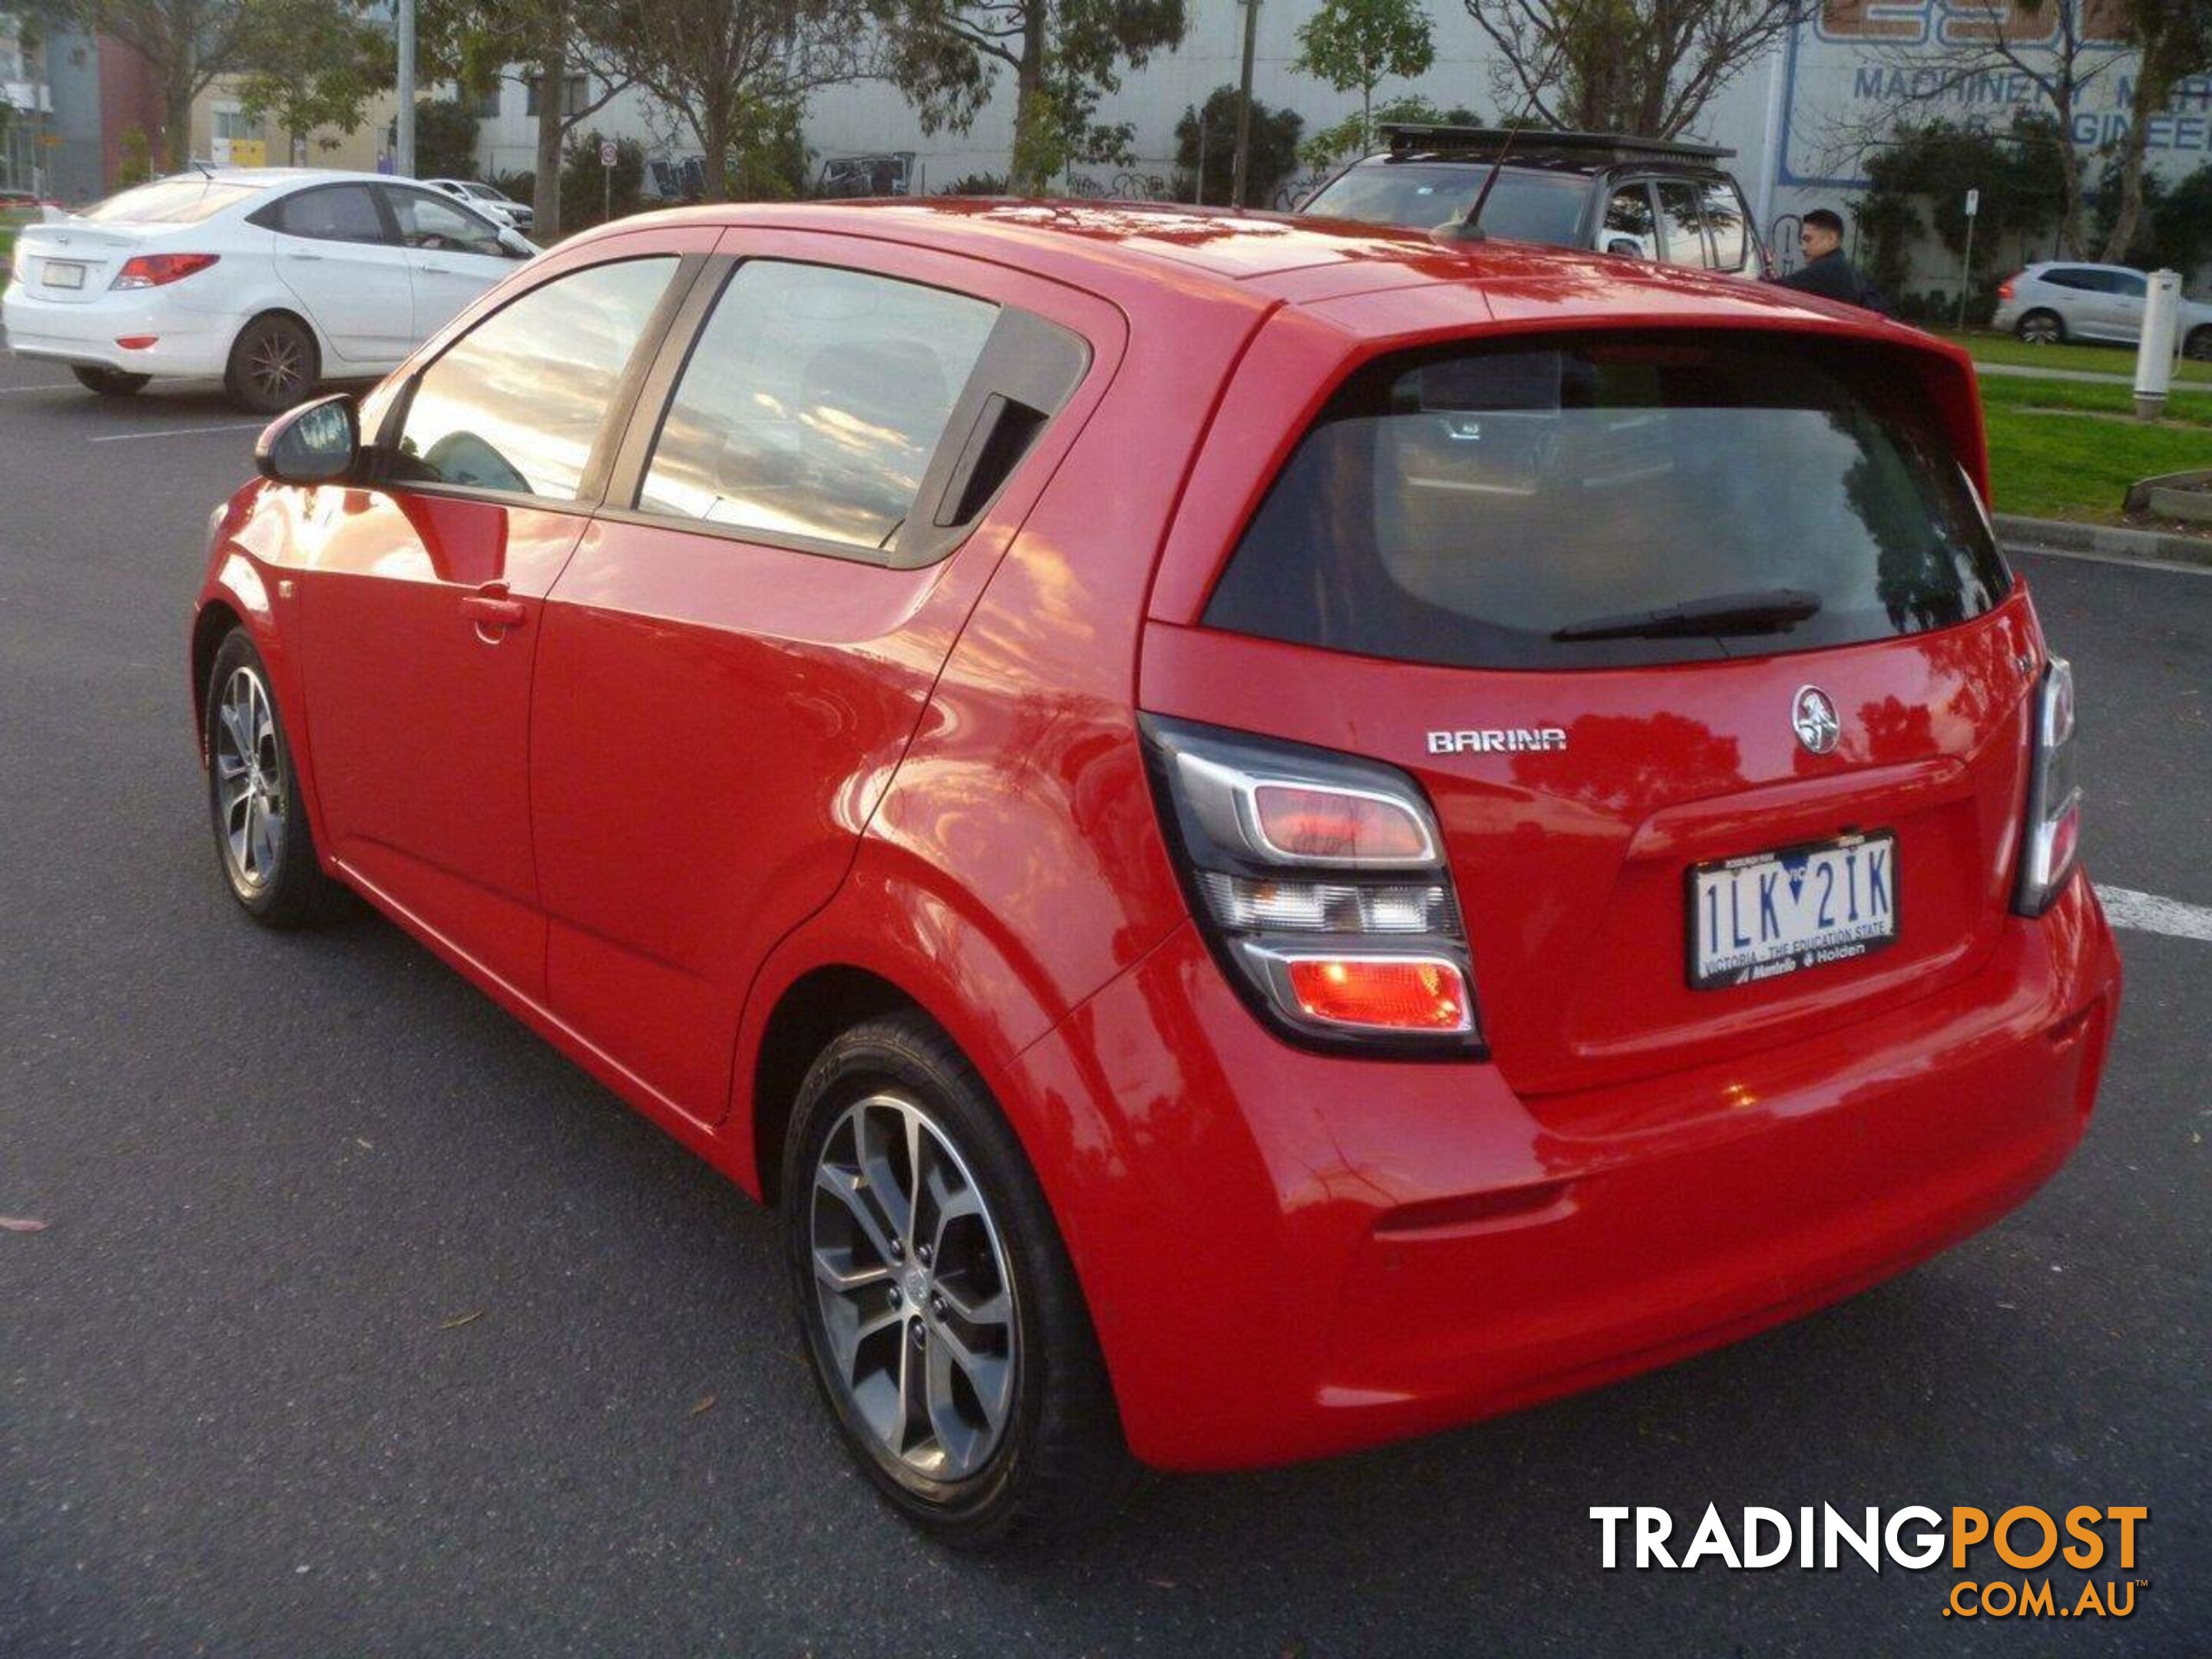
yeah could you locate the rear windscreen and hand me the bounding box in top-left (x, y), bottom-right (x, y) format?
top-left (1204, 334), bottom-right (2009, 670)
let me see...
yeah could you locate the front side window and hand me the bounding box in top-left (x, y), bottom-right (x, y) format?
top-left (1654, 180), bottom-right (1706, 267)
top-left (637, 260), bottom-right (998, 552)
top-left (2109, 270), bottom-right (2147, 298)
top-left (1204, 334), bottom-right (2010, 671)
top-left (390, 257), bottom-right (678, 501)
top-left (265, 184), bottom-right (386, 244)
top-left (384, 187), bottom-right (505, 257)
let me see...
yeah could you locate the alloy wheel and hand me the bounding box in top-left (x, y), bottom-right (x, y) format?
top-left (808, 1091), bottom-right (1018, 1482)
top-left (213, 664), bottom-right (285, 889)
top-left (2020, 315), bottom-right (2061, 344)
top-left (248, 328), bottom-right (306, 405)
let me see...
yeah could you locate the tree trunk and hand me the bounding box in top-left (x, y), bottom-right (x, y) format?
top-left (700, 104), bottom-right (730, 203)
top-left (164, 46), bottom-right (195, 171)
top-left (533, 52), bottom-right (565, 240)
top-left (2101, 58), bottom-right (2178, 263)
top-left (2049, 81), bottom-right (2085, 257)
top-left (1010, 12), bottom-right (1048, 195)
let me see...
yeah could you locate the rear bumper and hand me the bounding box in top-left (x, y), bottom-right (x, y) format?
top-left (1002, 875), bottom-right (2120, 1471)
top-left (3, 286), bottom-right (230, 376)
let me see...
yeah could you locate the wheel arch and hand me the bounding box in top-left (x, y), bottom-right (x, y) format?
top-left (228, 304), bottom-right (328, 379)
top-left (750, 964), bottom-right (929, 1208)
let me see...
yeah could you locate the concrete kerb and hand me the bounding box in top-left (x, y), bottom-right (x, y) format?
top-left (1996, 513), bottom-right (2212, 572)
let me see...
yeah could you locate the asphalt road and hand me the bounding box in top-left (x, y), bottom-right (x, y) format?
top-left (2, 351), bottom-right (2207, 1657)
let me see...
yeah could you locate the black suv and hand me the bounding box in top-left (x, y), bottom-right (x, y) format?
top-left (1299, 124), bottom-right (1767, 278)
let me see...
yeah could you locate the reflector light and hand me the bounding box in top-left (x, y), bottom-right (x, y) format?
top-left (111, 253), bottom-right (220, 290)
top-left (1284, 957), bottom-right (1469, 1032)
top-left (114, 336), bottom-right (158, 349)
top-left (1252, 783), bottom-right (1432, 863)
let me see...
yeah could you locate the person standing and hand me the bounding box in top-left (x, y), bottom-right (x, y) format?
top-left (1771, 209), bottom-right (1878, 309)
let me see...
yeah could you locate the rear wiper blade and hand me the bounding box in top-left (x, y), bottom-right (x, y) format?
top-left (1551, 589), bottom-right (1823, 643)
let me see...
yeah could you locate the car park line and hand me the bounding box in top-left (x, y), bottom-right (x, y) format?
top-left (2094, 885), bottom-right (2212, 942)
top-left (88, 420), bottom-right (265, 442)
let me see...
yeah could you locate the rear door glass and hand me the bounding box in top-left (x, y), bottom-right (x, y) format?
top-left (637, 260), bottom-right (998, 553)
top-left (1700, 181), bottom-right (1750, 271)
top-left (262, 184), bottom-right (387, 243)
top-left (1203, 333), bottom-right (2010, 670)
top-left (1654, 180), bottom-right (1707, 267)
top-left (1601, 184), bottom-right (1656, 258)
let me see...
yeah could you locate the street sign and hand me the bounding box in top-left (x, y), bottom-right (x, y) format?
top-left (601, 140), bottom-right (618, 169)
top-left (1965, 188), bottom-right (1980, 217)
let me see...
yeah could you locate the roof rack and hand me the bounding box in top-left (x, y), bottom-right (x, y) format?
top-left (1379, 124), bottom-right (1734, 163)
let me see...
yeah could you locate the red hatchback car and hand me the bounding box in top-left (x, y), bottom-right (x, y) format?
top-left (191, 200), bottom-right (2121, 1544)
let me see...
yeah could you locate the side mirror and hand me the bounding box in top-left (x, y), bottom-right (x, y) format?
top-left (499, 227), bottom-right (538, 260)
top-left (255, 392), bottom-right (359, 485)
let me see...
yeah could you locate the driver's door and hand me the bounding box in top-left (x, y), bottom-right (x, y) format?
top-left (379, 183), bottom-right (525, 343)
top-left (294, 251), bottom-right (689, 997)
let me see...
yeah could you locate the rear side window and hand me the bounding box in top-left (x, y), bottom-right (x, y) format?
top-left (1204, 334), bottom-right (2009, 670)
top-left (637, 260), bottom-right (998, 552)
top-left (261, 184), bottom-right (386, 243)
top-left (390, 257), bottom-right (678, 500)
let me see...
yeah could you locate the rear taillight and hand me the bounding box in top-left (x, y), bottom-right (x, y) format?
top-left (1141, 714), bottom-right (1480, 1053)
top-left (111, 253), bottom-right (220, 290)
top-left (2013, 656), bottom-right (2080, 916)
top-left (1997, 276), bottom-right (2017, 300)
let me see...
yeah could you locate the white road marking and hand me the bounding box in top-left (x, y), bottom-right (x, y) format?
top-left (0, 382), bottom-right (76, 393)
top-left (2095, 885), bottom-right (2212, 942)
top-left (88, 421), bottom-right (264, 443)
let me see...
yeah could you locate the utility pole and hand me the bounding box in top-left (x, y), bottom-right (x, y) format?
top-left (1230, 0), bottom-right (1260, 208)
top-left (396, 0), bottom-right (417, 176)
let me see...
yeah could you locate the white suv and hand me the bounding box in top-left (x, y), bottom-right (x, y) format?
top-left (1992, 261), bottom-right (2212, 359)
top-left (4, 169), bottom-right (534, 411)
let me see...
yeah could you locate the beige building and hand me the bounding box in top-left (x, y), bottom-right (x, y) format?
top-left (187, 79), bottom-right (398, 172)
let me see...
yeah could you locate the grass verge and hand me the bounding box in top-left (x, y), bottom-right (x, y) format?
top-left (1982, 386), bottom-right (2212, 523)
top-left (1931, 326), bottom-right (2212, 387)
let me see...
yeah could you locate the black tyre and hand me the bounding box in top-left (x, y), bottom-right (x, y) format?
top-left (783, 1012), bottom-right (1134, 1548)
top-left (2016, 309), bottom-right (2065, 345)
top-left (204, 629), bottom-right (348, 929)
top-left (71, 365), bottom-right (151, 397)
top-left (224, 313), bottom-right (319, 414)
top-left (2186, 327), bottom-right (2212, 363)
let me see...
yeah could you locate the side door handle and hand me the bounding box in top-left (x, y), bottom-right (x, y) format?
top-left (462, 589), bottom-right (527, 636)
top-left (286, 251), bottom-right (324, 262)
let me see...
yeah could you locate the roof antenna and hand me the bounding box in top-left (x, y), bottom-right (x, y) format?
top-left (190, 158), bottom-right (216, 179)
top-left (1445, 0), bottom-right (1594, 243)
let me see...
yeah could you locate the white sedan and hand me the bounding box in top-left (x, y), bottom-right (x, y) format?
top-left (426, 177), bottom-right (535, 232)
top-left (4, 168), bottom-right (535, 412)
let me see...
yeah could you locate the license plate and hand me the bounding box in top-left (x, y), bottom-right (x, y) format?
top-left (41, 261), bottom-right (84, 289)
top-left (1688, 833), bottom-right (1898, 990)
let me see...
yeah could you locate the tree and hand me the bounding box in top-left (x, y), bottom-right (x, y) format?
top-left (1463, 0), bottom-right (1817, 138)
top-left (2099, 0), bottom-right (2212, 260)
top-left (416, 0), bottom-right (633, 244)
top-left (1839, 0), bottom-right (2131, 257)
top-left (873, 0), bottom-right (1187, 194)
top-left (585, 0), bottom-right (867, 201)
top-left (1174, 83), bottom-right (1303, 206)
top-left (411, 98), bottom-right (482, 177)
top-left (1853, 116), bottom-right (2064, 308)
top-left (1292, 0), bottom-right (1435, 160)
top-left (227, 0), bottom-right (391, 157)
top-left (1300, 91), bottom-right (1480, 171)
